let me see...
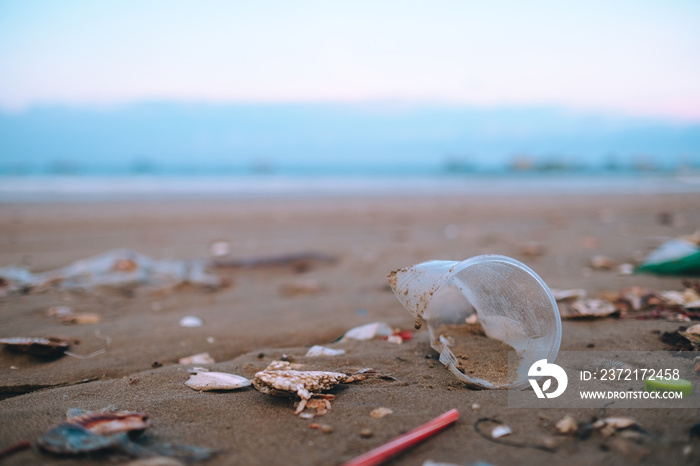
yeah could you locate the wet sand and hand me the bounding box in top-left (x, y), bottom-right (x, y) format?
top-left (1, 192), bottom-right (699, 465)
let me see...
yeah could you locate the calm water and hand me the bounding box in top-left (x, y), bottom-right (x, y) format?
top-left (1, 172), bottom-right (699, 202)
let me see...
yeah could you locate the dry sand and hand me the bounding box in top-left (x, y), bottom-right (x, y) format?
top-left (1, 192), bottom-right (699, 465)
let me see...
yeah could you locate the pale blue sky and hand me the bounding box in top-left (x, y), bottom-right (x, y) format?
top-left (1, 0), bottom-right (699, 120)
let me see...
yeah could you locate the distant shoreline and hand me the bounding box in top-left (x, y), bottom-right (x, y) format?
top-left (1, 172), bottom-right (700, 203)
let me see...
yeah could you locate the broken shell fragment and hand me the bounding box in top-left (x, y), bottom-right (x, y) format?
top-left (0, 336), bottom-right (69, 358)
top-left (305, 345), bottom-right (346, 357)
top-left (680, 324), bottom-right (700, 346)
top-left (559, 299), bottom-right (618, 319)
top-left (491, 425), bottom-right (512, 438)
top-left (185, 372), bottom-right (251, 391)
top-left (593, 417), bottom-right (642, 437)
top-left (555, 415), bottom-right (578, 434)
top-left (178, 352), bottom-right (215, 365)
top-left (67, 410), bottom-right (152, 436)
top-left (370, 407), bottom-right (393, 419)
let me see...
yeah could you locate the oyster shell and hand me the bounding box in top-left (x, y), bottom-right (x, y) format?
top-left (67, 410), bottom-right (152, 436)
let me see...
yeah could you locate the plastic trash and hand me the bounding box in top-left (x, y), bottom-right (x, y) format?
top-left (636, 238), bottom-right (700, 276)
top-left (387, 255), bottom-right (561, 389)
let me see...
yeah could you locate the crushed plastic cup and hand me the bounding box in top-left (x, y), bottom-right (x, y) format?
top-left (387, 255), bottom-right (561, 389)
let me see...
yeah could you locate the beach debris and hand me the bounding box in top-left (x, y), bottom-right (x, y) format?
top-left (179, 316), bottom-right (203, 327)
top-left (590, 255), bottom-right (616, 270)
top-left (66, 409), bottom-right (152, 436)
top-left (558, 299), bottom-right (618, 319)
top-left (471, 403), bottom-right (481, 410)
top-left (680, 324), bottom-right (700, 346)
top-left (491, 425), bottom-right (512, 438)
top-left (305, 345), bottom-right (346, 357)
top-left (252, 369), bottom-right (364, 414)
top-left (46, 305), bottom-right (73, 317)
top-left (644, 376), bottom-right (693, 396)
top-left (370, 407), bottom-right (393, 419)
top-left (179, 352), bottom-right (215, 365)
top-left (298, 395), bottom-right (335, 418)
top-left (0, 336), bottom-right (69, 358)
top-left (340, 322), bottom-right (393, 341)
top-left (636, 232), bottom-right (700, 276)
top-left (208, 251), bottom-right (337, 274)
top-left (0, 440), bottom-right (31, 461)
top-left (359, 428), bottom-right (374, 438)
top-left (693, 356), bottom-right (700, 375)
top-left (618, 263), bottom-right (635, 275)
top-left (185, 371), bottom-right (251, 391)
top-left (209, 240), bottom-right (231, 258)
top-left (550, 288), bottom-right (587, 301)
top-left (39, 423), bottom-right (128, 455)
top-left (555, 416), bottom-right (578, 435)
top-left (661, 326), bottom-right (699, 351)
top-left (0, 249), bottom-right (224, 294)
top-left (309, 423), bottom-right (333, 434)
top-left (592, 417), bottom-right (645, 437)
top-left (280, 278), bottom-right (322, 297)
top-left (474, 418), bottom-right (555, 453)
top-left (264, 360), bottom-right (305, 371)
top-left (342, 409), bottom-right (459, 466)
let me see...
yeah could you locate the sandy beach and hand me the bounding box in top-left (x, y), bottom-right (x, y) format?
top-left (1, 191), bottom-right (699, 465)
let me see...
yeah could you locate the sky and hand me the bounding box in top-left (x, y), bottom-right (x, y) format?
top-left (1, 0), bottom-right (700, 121)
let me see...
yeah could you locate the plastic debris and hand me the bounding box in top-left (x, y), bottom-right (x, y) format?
top-left (0, 249), bottom-right (224, 294)
top-left (342, 409), bottom-right (459, 466)
top-left (305, 345), bottom-right (346, 357)
top-left (185, 371), bottom-right (251, 391)
top-left (179, 316), bottom-right (203, 328)
top-left (0, 337), bottom-right (69, 358)
top-left (178, 352), bottom-right (215, 365)
top-left (636, 233), bottom-right (700, 276)
top-left (340, 322), bottom-right (393, 341)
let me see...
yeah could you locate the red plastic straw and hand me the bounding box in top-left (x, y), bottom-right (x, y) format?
top-left (341, 409), bottom-right (459, 466)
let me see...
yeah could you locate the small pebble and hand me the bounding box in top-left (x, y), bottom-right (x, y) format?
top-left (360, 428), bottom-right (373, 438)
top-left (471, 403), bottom-right (481, 410)
top-left (370, 407), bottom-right (393, 419)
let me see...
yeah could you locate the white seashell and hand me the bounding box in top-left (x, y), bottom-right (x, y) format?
top-left (305, 345), bottom-right (345, 357)
top-left (491, 425), bottom-right (512, 438)
top-left (340, 322), bottom-right (393, 341)
top-left (179, 316), bottom-right (203, 327)
top-left (185, 372), bottom-right (251, 391)
top-left (179, 352), bottom-right (215, 365)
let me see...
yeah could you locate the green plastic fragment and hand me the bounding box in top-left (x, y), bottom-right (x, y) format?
top-left (644, 377), bottom-right (693, 396)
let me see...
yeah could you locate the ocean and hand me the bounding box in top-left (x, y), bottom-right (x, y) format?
top-left (1, 172), bottom-right (699, 202)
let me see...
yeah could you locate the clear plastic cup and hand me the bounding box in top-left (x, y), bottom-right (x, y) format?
top-left (387, 255), bottom-right (561, 389)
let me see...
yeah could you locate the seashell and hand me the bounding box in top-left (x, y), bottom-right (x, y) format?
top-left (67, 410), bottom-right (152, 436)
top-left (559, 299), bottom-right (618, 319)
top-left (179, 316), bottom-right (203, 327)
top-left (305, 345), bottom-right (345, 357)
top-left (0, 336), bottom-right (69, 358)
top-left (680, 324), bottom-right (700, 346)
top-left (592, 417), bottom-right (642, 437)
top-left (555, 415), bottom-right (578, 434)
top-left (370, 407), bottom-right (393, 419)
top-left (185, 372), bottom-right (251, 391)
top-left (491, 425), bottom-right (512, 438)
top-left (340, 322), bottom-right (393, 341)
top-left (253, 369), bottom-right (363, 414)
top-left (265, 360), bottom-right (305, 371)
top-left (179, 352), bottom-right (215, 365)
